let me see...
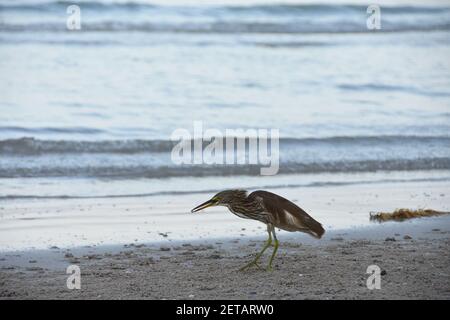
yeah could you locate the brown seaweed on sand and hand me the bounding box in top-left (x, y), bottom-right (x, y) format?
top-left (370, 208), bottom-right (450, 222)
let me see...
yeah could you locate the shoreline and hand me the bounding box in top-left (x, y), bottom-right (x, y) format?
top-left (1, 214), bottom-right (449, 267)
top-left (1, 179), bottom-right (449, 252)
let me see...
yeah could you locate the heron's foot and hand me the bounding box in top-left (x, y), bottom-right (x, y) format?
top-left (266, 264), bottom-right (274, 272)
top-left (239, 259), bottom-right (263, 272)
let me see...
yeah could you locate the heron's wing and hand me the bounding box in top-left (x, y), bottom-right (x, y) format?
top-left (249, 190), bottom-right (325, 238)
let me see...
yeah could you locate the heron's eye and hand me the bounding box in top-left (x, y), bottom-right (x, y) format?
top-left (213, 197), bottom-right (220, 203)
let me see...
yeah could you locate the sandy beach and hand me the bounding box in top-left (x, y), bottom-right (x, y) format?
top-left (1, 220), bottom-right (449, 300)
top-left (1, 180), bottom-right (449, 299)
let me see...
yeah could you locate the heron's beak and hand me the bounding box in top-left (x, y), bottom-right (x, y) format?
top-left (191, 199), bottom-right (216, 213)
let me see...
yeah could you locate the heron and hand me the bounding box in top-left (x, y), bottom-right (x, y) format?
top-left (191, 189), bottom-right (325, 271)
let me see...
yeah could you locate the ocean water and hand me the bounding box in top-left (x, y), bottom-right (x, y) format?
top-left (1, 0), bottom-right (450, 200)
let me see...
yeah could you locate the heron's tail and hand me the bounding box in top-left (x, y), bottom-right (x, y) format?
top-left (306, 220), bottom-right (325, 239)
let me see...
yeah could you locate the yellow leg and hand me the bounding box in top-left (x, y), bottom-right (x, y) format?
top-left (267, 227), bottom-right (279, 271)
top-left (240, 226), bottom-right (272, 271)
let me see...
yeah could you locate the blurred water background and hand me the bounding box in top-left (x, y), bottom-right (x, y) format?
top-left (1, 0), bottom-right (450, 199)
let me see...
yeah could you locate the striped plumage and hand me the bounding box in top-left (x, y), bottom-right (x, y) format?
top-left (191, 189), bottom-right (325, 271)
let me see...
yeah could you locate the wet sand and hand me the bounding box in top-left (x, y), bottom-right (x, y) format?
top-left (1, 179), bottom-right (449, 251)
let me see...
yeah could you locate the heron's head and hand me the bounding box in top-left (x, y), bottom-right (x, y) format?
top-left (191, 189), bottom-right (248, 213)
